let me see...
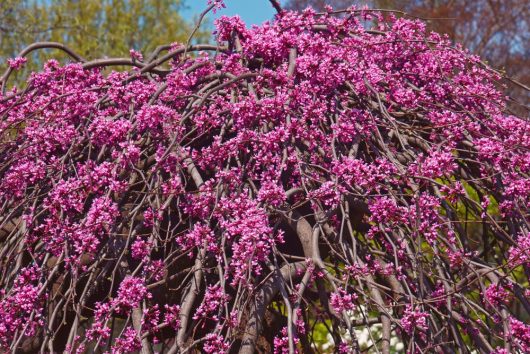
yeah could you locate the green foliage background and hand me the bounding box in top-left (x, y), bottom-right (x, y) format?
top-left (0, 0), bottom-right (209, 79)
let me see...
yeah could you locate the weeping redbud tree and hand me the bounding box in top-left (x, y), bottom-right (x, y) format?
top-left (0, 1), bottom-right (529, 353)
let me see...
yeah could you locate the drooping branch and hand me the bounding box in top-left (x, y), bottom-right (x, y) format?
top-left (1, 41), bottom-right (85, 93)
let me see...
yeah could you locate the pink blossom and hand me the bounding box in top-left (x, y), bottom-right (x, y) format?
top-left (510, 317), bottom-right (530, 352)
top-left (203, 332), bottom-right (229, 353)
top-left (0, 267), bottom-right (44, 347)
top-left (208, 0), bottom-right (226, 13)
top-left (131, 238), bottom-right (151, 260)
top-left (401, 305), bottom-right (429, 335)
top-left (193, 285), bottom-right (228, 321)
top-left (136, 104), bottom-right (180, 132)
top-left (89, 117), bottom-right (131, 147)
top-left (508, 233), bottom-right (530, 266)
top-left (112, 327), bottom-right (141, 354)
top-left (330, 288), bottom-right (358, 313)
top-left (143, 207), bottom-right (163, 227)
top-left (115, 276), bottom-right (150, 310)
top-left (129, 49), bottom-right (143, 61)
top-left (483, 284), bottom-right (512, 307)
top-left (409, 149), bottom-right (456, 179)
top-left (7, 56), bottom-right (27, 70)
top-left (164, 304), bottom-right (181, 330)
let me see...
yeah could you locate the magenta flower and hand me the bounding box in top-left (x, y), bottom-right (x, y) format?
top-left (7, 56), bottom-right (27, 70)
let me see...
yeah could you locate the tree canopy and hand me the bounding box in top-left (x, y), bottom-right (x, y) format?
top-left (0, 1), bottom-right (529, 353)
top-left (0, 0), bottom-right (207, 79)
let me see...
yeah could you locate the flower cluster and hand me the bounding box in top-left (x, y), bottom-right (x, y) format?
top-left (510, 317), bottom-right (530, 352)
top-left (330, 288), bottom-right (358, 314)
top-left (0, 267), bottom-right (44, 347)
top-left (129, 49), bottom-right (143, 61)
top-left (7, 56), bottom-right (27, 70)
top-left (483, 283), bottom-right (513, 307)
top-left (204, 332), bottom-right (230, 353)
top-left (115, 276), bottom-right (151, 310)
top-left (112, 327), bottom-right (141, 354)
top-left (193, 285), bottom-right (228, 321)
top-left (400, 305), bottom-right (429, 335)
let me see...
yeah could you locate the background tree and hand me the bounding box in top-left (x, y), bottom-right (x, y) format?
top-left (0, 0), bottom-right (208, 81)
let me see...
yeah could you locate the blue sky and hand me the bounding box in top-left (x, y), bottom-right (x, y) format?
top-left (181, 0), bottom-right (278, 27)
